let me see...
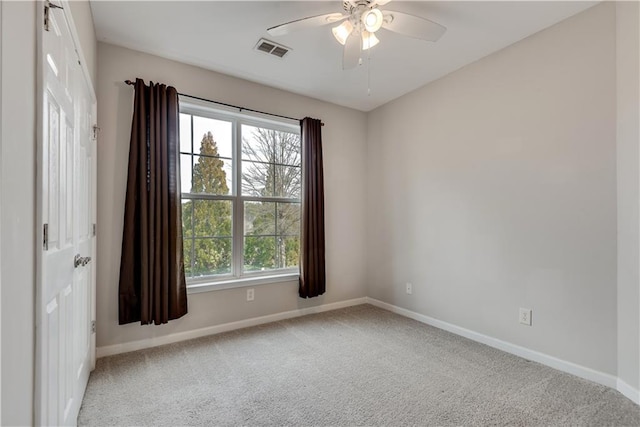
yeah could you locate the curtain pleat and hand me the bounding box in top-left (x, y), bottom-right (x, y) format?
top-left (299, 117), bottom-right (326, 298)
top-left (119, 78), bottom-right (188, 325)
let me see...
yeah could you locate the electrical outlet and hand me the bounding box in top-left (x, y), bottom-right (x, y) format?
top-left (247, 288), bottom-right (255, 302)
top-left (406, 282), bottom-right (412, 295)
top-left (519, 308), bottom-right (532, 326)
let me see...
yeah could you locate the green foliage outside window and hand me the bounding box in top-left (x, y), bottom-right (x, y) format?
top-left (242, 126), bottom-right (301, 272)
top-left (183, 131), bottom-right (232, 276)
top-left (182, 120), bottom-right (300, 279)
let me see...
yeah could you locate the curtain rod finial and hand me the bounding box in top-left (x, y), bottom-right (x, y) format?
top-left (125, 79), bottom-right (134, 85)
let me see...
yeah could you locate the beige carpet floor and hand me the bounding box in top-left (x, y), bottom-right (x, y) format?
top-left (79, 304), bottom-right (640, 426)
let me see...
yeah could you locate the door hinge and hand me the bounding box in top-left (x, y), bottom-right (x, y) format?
top-left (92, 223), bottom-right (96, 237)
top-left (92, 125), bottom-right (100, 141)
top-left (43, 223), bottom-right (49, 250)
top-left (44, 0), bottom-right (63, 32)
top-left (91, 320), bottom-right (96, 334)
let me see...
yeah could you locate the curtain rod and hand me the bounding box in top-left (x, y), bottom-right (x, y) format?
top-left (124, 80), bottom-right (323, 126)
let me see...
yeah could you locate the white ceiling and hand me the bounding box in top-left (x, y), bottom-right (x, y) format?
top-left (90, 1), bottom-right (597, 112)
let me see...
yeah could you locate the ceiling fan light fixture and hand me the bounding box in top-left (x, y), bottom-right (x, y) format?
top-left (362, 30), bottom-right (379, 50)
top-left (332, 20), bottom-right (354, 45)
top-left (362, 8), bottom-right (383, 33)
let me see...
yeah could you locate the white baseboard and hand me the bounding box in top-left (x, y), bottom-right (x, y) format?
top-left (365, 297), bottom-right (620, 391)
top-left (97, 297), bottom-right (367, 358)
top-left (617, 378), bottom-right (640, 405)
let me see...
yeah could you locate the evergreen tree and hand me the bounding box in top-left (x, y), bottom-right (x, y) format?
top-left (183, 132), bottom-right (232, 276)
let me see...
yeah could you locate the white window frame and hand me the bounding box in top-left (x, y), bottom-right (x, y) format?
top-left (179, 96), bottom-right (301, 293)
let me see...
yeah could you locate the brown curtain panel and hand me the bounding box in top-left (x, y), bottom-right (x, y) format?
top-left (119, 78), bottom-right (188, 325)
top-left (299, 117), bottom-right (326, 298)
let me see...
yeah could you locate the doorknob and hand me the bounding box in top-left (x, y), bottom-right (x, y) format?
top-left (74, 254), bottom-right (92, 268)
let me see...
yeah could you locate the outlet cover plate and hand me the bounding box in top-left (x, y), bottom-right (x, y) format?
top-left (519, 308), bottom-right (532, 326)
top-left (247, 288), bottom-right (255, 302)
top-left (406, 283), bottom-right (412, 295)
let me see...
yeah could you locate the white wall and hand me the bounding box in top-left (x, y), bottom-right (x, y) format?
top-left (366, 3), bottom-right (618, 376)
top-left (616, 1), bottom-right (640, 394)
top-left (1, 2), bottom-right (36, 425)
top-left (95, 43), bottom-right (368, 349)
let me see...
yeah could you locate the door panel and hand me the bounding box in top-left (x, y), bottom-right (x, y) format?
top-left (45, 299), bottom-right (60, 424)
top-left (38, 3), bottom-right (96, 425)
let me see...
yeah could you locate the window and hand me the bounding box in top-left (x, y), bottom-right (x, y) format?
top-left (179, 99), bottom-right (301, 288)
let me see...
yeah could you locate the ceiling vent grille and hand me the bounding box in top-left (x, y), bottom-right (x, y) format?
top-left (255, 38), bottom-right (291, 59)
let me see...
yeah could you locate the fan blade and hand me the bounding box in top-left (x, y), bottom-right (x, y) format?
top-left (343, 32), bottom-right (360, 70)
top-left (267, 12), bottom-right (346, 37)
top-left (373, 0), bottom-right (392, 5)
top-left (382, 11), bottom-right (446, 41)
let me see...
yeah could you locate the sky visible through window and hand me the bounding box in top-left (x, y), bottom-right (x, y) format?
top-left (180, 114), bottom-right (233, 194)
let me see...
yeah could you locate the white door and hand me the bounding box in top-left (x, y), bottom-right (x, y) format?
top-left (37, 2), bottom-right (96, 425)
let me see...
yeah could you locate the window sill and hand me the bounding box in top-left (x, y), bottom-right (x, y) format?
top-left (186, 273), bottom-right (300, 294)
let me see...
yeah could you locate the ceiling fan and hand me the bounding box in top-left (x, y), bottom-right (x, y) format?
top-left (267, 0), bottom-right (446, 70)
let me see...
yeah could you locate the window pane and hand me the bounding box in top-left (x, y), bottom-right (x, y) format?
top-left (274, 165), bottom-right (301, 198)
top-left (281, 236), bottom-right (299, 268)
top-left (244, 236), bottom-right (276, 272)
top-left (193, 116), bottom-right (232, 158)
top-left (275, 132), bottom-right (301, 167)
top-left (191, 155), bottom-right (232, 195)
top-left (183, 238), bottom-right (193, 277)
top-left (277, 202), bottom-right (300, 236)
top-left (193, 237), bottom-right (232, 276)
top-left (181, 200), bottom-right (193, 238)
top-left (241, 162), bottom-right (300, 198)
top-left (179, 113), bottom-right (191, 153)
top-left (242, 125), bottom-right (301, 166)
top-left (193, 200), bottom-right (232, 237)
top-left (241, 125), bottom-right (271, 163)
top-left (244, 201), bottom-right (275, 235)
top-left (241, 160), bottom-right (271, 197)
top-left (180, 154), bottom-right (192, 194)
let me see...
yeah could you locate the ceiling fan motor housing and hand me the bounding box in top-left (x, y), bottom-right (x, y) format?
top-left (342, 0), bottom-right (381, 32)
top-left (343, 0), bottom-right (376, 15)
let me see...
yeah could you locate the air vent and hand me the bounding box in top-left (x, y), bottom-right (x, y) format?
top-left (255, 38), bottom-right (291, 59)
